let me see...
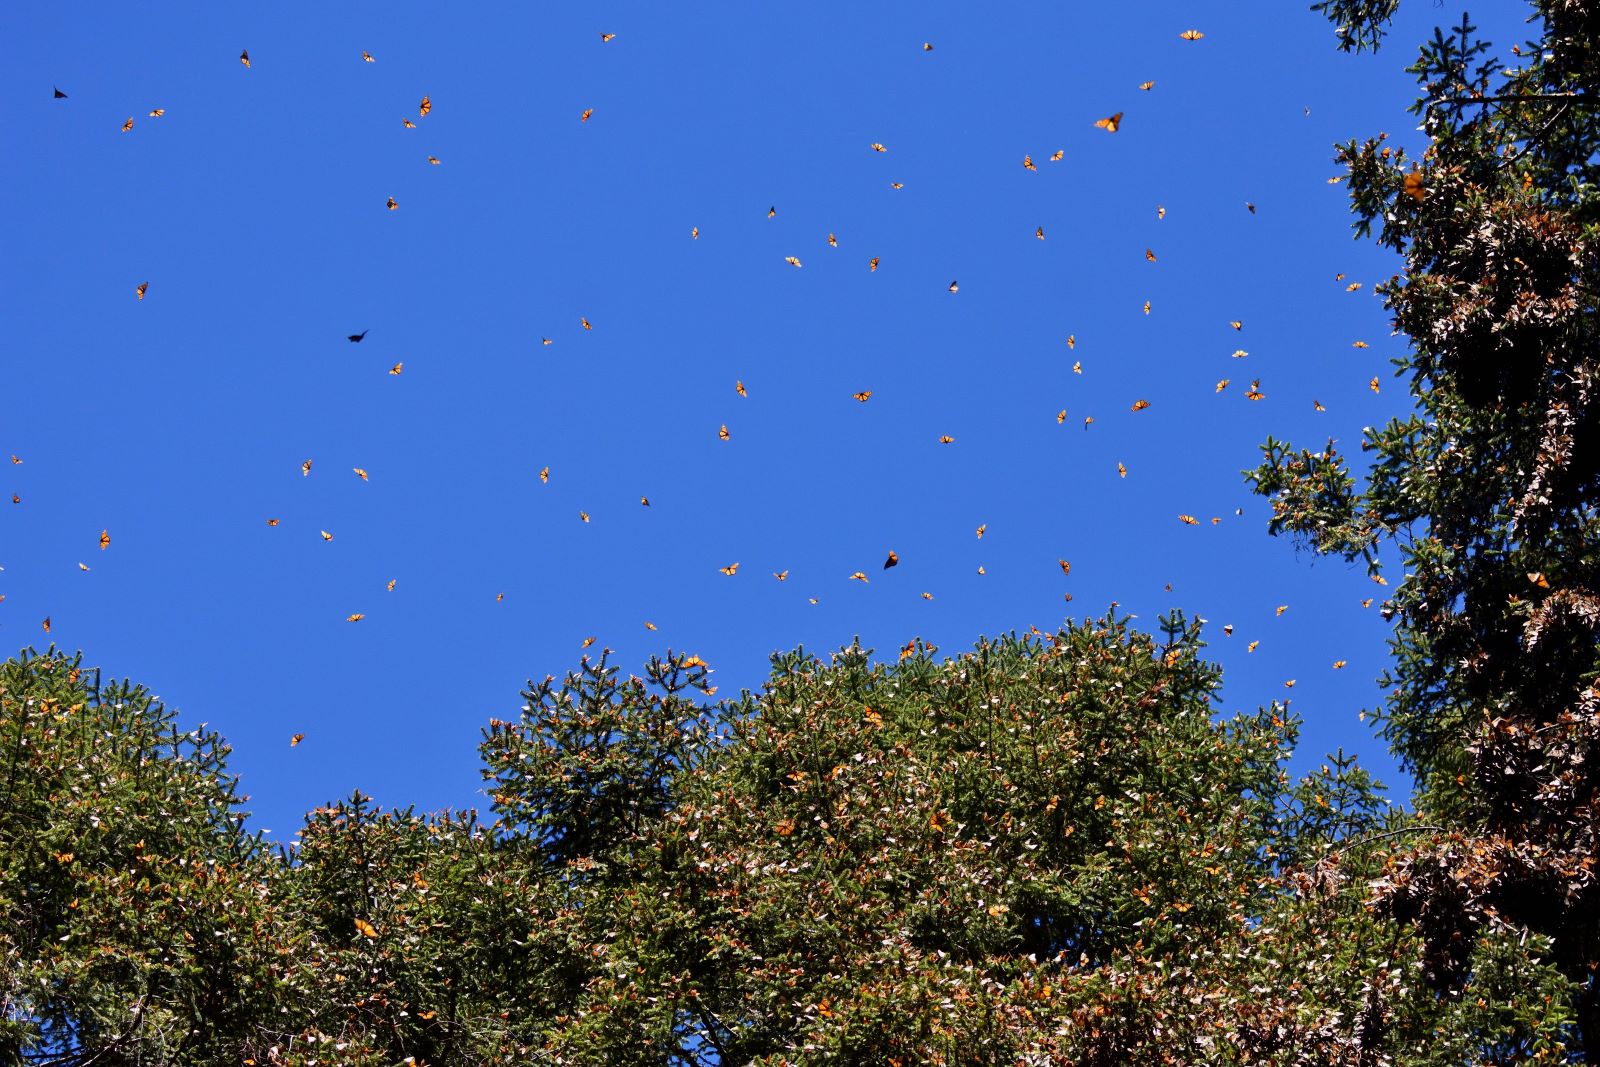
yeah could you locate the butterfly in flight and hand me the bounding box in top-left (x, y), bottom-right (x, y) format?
top-left (389, 362), bottom-right (403, 375)
top-left (362, 51), bottom-right (375, 62)
top-left (347, 613), bottom-right (365, 622)
top-left (302, 459), bottom-right (313, 476)
top-left (1180, 29), bottom-right (1204, 40)
top-left (852, 391), bottom-right (872, 402)
top-left (773, 570), bottom-right (788, 581)
top-left (736, 380), bottom-right (747, 397)
top-left (240, 49), bottom-right (250, 67)
top-left (601, 32), bottom-right (616, 42)
top-left (1139, 81), bottom-right (1155, 91)
top-left (348, 330), bottom-right (367, 342)
top-left (1131, 399), bottom-right (1150, 412)
top-left (948, 280), bottom-right (959, 293)
top-left (121, 117), bottom-right (134, 132)
top-left (719, 425), bottom-right (730, 441)
top-left (54, 87), bottom-right (67, 98)
top-left (580, 108), bottom-right (594, 122)
top-left (136, 282), bottom-right (148, 299)
top-left (869, 257), bottom-right (880, 271)
top-left (149, 108), bottom-right (165, 117)
top-left (419, 96), bottom-right (431, 117)
top-left (720, 562), bottom-right (740, 576)
top-left (386, 197), bottom-right (398, 210)
top-left (290, 733), bottom-right (305, 746)
top-left (883, 551), bottom-right (899, 569)
top-left (99, 530), bottom-right (110, 550)
top-left (849, 572), bottom-right (869, 583)
top-left (1094, 112), bottom-right (1123, 133)
top-left (1058, 559), bottom-right (1071, 575)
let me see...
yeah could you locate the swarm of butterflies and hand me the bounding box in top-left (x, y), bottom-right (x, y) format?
top-left (35, 26), bottom-right (1389, 750)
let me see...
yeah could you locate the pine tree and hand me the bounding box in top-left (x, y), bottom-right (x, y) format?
top-left (1250, 1), bottom-right (1600, 1054)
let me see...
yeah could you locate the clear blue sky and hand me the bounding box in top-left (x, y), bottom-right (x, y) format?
top-left (1, 3), bottom-right (1522, 838)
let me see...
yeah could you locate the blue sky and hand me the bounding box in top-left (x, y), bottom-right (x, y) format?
top-left (1, 3), bottom-right (1524, 838)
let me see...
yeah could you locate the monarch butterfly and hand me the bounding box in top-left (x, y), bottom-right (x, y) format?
top-left (719, 425), bottom-right (730, 441)
top-left (42, 616), bottom-right (51, 633)
top-left (362, 51), bottom-right (374, 62)
top-left (1313, 399), bottom-right (1326, 411)
top-left (1246, 380), bottom-right (1265, 401)
top-left (419, 96), bottom-right (431, 117)
top-left (1117, 462), bottom-right (1127, 477)
top-left (1223, 624), bottom-right (1234, 635)
top-left (347, 613), bottom-right (365, 622)
top-left (1178, 515), bottom-right (1198, 525)
top-left (784, 256), bottom-right (802, 267)
top-left (353, 468), bottom-right (368, 481)
top-left (849, 572), bottom-right (869, 583)
top-left (1131, 399), bottom-right (1150, 411)
top-left (387, 579), bottom-right (396, 591)
top-left (883, 551), bottom-right (898, 569)
top-left (828, 233), bottom-right (838, 246)
top-left (267, 518), bottom-right (280, 526)
top-left (580, 108), bottom-right (593, 122)
top-left (121, 117), bottom-right (134, 132)
top-left (148, 108), bottom-right (165, 117)
top-left (1157, 205), bottom-right (1166, 219)
top-left (389, 362), bottom-right (403, 375)
top-left (1248, 641), bottom-right (1260, 652)
top-left (600, 32), bottom-right (616, 42)
top-left (1058, 559), bottom-right (1071, 575)
top-left (768, 206), bottom-right (776, 218)
top-left (976, 524), bottom-right (986, 539)
top-left (852, 391), bottom-right (872, 402)
top-left (1216, 379), bottom-right (1230, 392)
top-left (938, 435), bottom-right (954, 444)
top-left (923, 42), bottom-right (933, 51)
top-left (691, 226), bottom-right (699, 238)
top-left (386, 197), bottom-right (398, 210)
top-left (736, 380), bottom-right (747, 396)
top-left (921, 591), bottom-right (933, 600)
top-left (1057, 410), bottom-right (1067, 424)
top-left (1332, 660), bottom-right (1347, 669)
top-left (1353, 340), bottom-right (1369, 348)
top-left (539, 466), bottom-right (549, 483)
top-left (1050, 149), bottom-right (1064, 161)
top-left (1023, 155), bottom-right (1036, 170)
top-left (1179, 29), bottom-right (1204, 40)
top-left (948, 280), bottom-right (959, 293)
top-left (320, 530), bottom-right (333, 541)
top-left (1094, 112), bottom-right (1122, 132)
top-left (240, 49), bottom-right (250, 67)
top-left (427, 155), bottom-right (440, 165)
top-left (136, 282), bottom-right (147, 299)
top-left (1139, 80), bottom-right (1155, 91)
top-left (870, 143), bottom-right (886, 152)
top-left (99, 530), bottom-right (110, 550)
top-left (720, 562), bottom-right (740, 575)
top-left (581, 318), bottom-right (592, 330)
top-left (645, 621), bottom-right (657, 630)
top-left (869, 257), bottom-right (880, 271)
top-left (302, 460), bottom-right (313, 476)
top-left (1276, 605), bottom-right (1288, 616)
top-left (773, 570), bottom-right (788, 581)
top-left (1036, 227), bottom-right (1045, 239)
top-left (1402, 171), bottom-right (1426, 202)
top-left (1145, 249), bottom-right (1157, 262)
top-left (1369, 376), bottom-right (1380, 393)
top-left (290, 733), bottom-right (305, 746)
top-left (1230, 320), bottom-right (1242, 330)
top-left (354, 918), bottom-right (378, 938)
top-left (403, 119), bottom-right (416, 128)
top-left (579, 511), bottom-right (590, 522)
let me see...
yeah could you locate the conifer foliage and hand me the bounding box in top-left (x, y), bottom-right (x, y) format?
top-left (1251, 0), bottom-right (1600, 1055)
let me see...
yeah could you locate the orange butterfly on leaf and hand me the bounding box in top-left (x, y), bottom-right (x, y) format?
top-left (354, 918), bottom-right (378, 938)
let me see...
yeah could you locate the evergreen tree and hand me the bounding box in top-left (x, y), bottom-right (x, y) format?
top-left (1251, 0), bottom-right (1600, 1054)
